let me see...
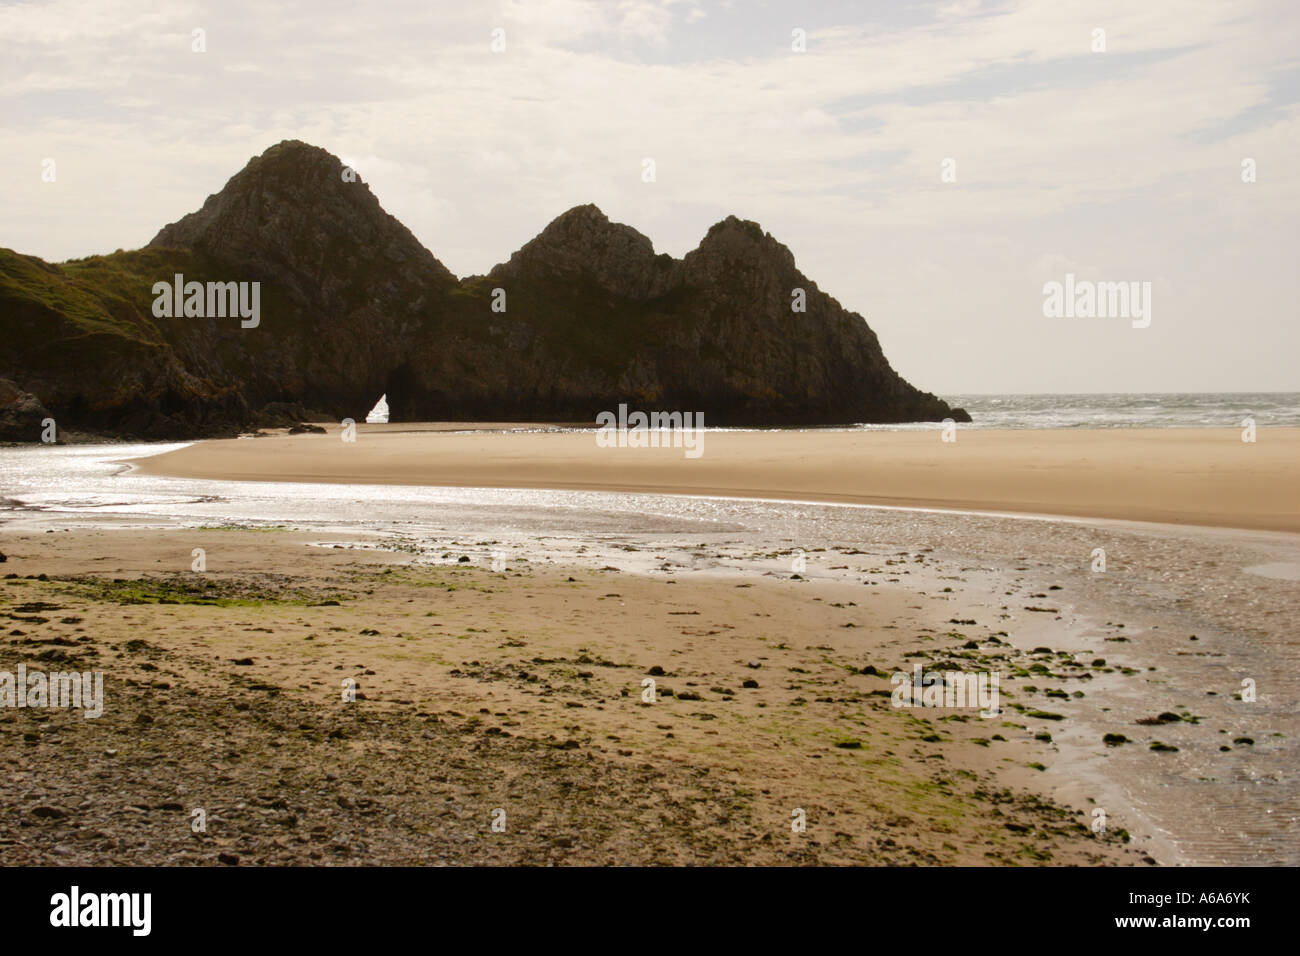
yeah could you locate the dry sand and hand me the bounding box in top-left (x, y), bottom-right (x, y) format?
top-left (129, 425), bottom-right (1300, 533)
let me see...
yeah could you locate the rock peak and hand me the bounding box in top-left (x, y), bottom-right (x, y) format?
top-left (148, 140), bottom-right (454, 285)
top-left (491, 205), bottom-right (675, 300)
top-left (215, 139), bottom-right (358, 192)
top-left (688, 214), bottom-right (796, 274)
top-left (531, 203), bottom-right (635, 246)
top-left (549, 203), bottom-right (610, 223)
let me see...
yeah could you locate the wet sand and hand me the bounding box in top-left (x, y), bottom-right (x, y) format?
top-left (0, 525), bottom-right (1145, 866)
top-left (128, 425), bottom-right (1300, 533)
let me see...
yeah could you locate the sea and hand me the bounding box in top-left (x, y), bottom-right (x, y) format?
top-left (934, 392), bottom-right (1300, 430)
top-left (368, 392), bottom-right (1300, 431)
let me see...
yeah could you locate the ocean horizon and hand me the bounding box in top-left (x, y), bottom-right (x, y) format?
top-left (352, 392), bottom-right (1300, 432)
top-left (934, 391), bottom-right (1300, 430)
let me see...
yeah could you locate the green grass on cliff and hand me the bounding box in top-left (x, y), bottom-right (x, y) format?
top-left (0, 246), bottom-right (221, 346)
top-left (0, 245), bottom-right (312, 361)
top-left (0, 248), bottom-right (150, 342)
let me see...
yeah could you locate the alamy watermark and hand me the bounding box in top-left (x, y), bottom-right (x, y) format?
top-left (1, 664), bottom-right (104, 718)
top-left (152, 274), bottom-right (260, 328)
top-left (891, 664), bottom-right (1000, 718)
top-left (1043, 273), bottom-right (1151, 328)
top-left (50, 886), bottom-right (150, 936)
top-left (596, 403), bottom-right (704, 459)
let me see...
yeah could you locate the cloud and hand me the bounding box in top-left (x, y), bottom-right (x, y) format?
top-left (2, 0), bottom-right (1296, 391)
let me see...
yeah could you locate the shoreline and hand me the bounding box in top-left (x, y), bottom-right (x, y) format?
top-left (125, 425), bottom-right (1300, 534)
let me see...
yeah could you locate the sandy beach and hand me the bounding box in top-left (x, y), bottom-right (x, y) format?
top-left (2, 428), bottom-right (1296, 866)
top-left (128, 425), bottom-right (1300, 533)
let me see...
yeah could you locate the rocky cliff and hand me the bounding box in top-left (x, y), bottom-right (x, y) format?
top-left (0, 140), bottom-right (968, 440)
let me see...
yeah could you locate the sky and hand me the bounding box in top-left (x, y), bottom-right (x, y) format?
top-left (2, 0), bottom-right (1297, 394)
